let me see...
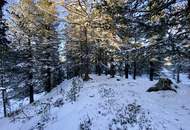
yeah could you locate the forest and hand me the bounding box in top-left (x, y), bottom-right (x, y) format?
top-left (0, 0), bottom-right (190, 130)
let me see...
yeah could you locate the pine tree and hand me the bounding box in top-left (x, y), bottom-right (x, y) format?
top-left (8, 0), bottom-right (60, 102)
top-left (63, 0), bottom-right (122, 80)
top-left (0, 0), bottom-right (9, 86)
top-left (0, 0), bottom-right (9, 117)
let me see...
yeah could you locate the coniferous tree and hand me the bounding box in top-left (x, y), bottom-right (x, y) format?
top-left (0, 0), bottom-right (9, 86)
top-left (0, 0), bottom-right (9, 117)
top-left (8, 0), bottom-right (60, 102)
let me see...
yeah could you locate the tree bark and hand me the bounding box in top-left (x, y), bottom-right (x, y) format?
top-left (177, 68), bottom-right (180, 83)
top-left (133, 61), bottom-right (136, 80)
top-left (176, 64), bottom-right (180, 83)
top-left (84, 60), bottom-right (91, 80)
top-left (110, 63), bottom-right (115, 78)
top-left (149, 61), bottom-right (154, 81)
top-left (125, 62), bottom-right (129, 79)
top-left (110, 58), bottom-right (115, 78)
top-left (96, 63), bottom-right (101, 76)
top-left (83, 27), bottom-right (90, 81)
top-left (29, 73), bottom-right (34, 103)
top-left (28, 38), bottom-right (34, 103)
top-left (96, 48), bottom-right (102, 76)
top-left (172, 69), bottom-right (176, 80)
top-left (46, 67), bottom-right (52, 92)
top-left (2, 89), bottom-right (7, 117)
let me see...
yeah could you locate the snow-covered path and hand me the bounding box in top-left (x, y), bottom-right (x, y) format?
top-left (0, 74), bottom-right (190, 130)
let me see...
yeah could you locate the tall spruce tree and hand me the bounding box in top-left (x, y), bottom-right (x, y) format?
top-left (0, 0), bottom-right (9, 90)
top-left (8, 0), bottom-right (60, 103)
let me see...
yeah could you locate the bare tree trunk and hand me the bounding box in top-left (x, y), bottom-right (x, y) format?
top-left (84, 57), bottom-right (91, 81)
top-left (96, 63), bottom-right (101, 76)
top-left (149, 61), bottom-right (154, 81)
top-left (2, 89), bottom-right (7, 117)
top-left (29, 73), bottom-right (34, 103)
top-left (84, 65), bottom-right (90, 80)
top-left (109, 58), bottom-right (115, 78)
top-left (50, 70), bottom-right (54, 89)
top-left (125, 61), bottom-right (129, 79)
top-left (46, 67), bottom-right (52, 92)
top-left (96, 48), bottom-right (102, 76)
top-left (80, 41), bottom-right (83, 77)
top-left (28, 39), bottom-right (34, 103)
top-left (105, 62), bottom-right (108, 76)
top-left (110, 63), bottom-right (116, 78)
top-left (133, 61), bottom-right (136, 80)
top-left (176, 66), bottom-right (180, 83)
top-left (177, 72), bottom-right (180, 83)
top-left (83, 27), bottom-right (90, 81)
top-left (172, 69), bottom-right (176, 80)
top-left (104, 57), bottom-right (108, 76)
top-left (0, 40), bottom-right (7, 117)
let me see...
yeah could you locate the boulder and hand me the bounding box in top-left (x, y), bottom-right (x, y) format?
top-left (147, 78), bottom-right (177, 93)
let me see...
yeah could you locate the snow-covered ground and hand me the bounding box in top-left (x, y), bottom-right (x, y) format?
top-left (0, 74), bottom-right (190, 130)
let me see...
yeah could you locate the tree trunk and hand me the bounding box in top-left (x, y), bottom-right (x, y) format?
top-left (84, 61), bottom-right (90, 81)
top-left (46, 67), bottom-right (52, 92)
top-left (83, 27), bottom-right (90, 81)
top-left (172, 69), bottom-right (176, 80)
top-left (0, 43), bottom-right (7, 117)
top-left (176, 64), bottom-right (180, 83)
top-left (110, 63), bottom-right (115, 78)
top-left (50, 70), bottom-right (54, 89)
top-left (133, 61), bottom-right (136, 80)
top-left (118, 62), bottom-right (123, 77)
top-left (125, 62), bottom-right (129, 79)
top-left (149, 61), bottom-right (154, 81)
top-left (96, 48), bottom-right (102, 76)
top-left (83, 54), bottom-right (91, 80)
top-left (2, 89), bottom-right (7, 117)
top-left (28, 39), bottom-right (34, 103)
top-left (74, 65), bottom-right (80, 77)
top-left (29, 73), bottom-right (34, 103)
top-left (110, 58), bottom-right (115, 78)
top-left (105, 62), bottom-right (108, 75)
top-left (80, 41), bottom-right (83, 77)
top-left (177, 68), bottom-right (180, 83)
top-left (96, 63), bottom-right (101, 76)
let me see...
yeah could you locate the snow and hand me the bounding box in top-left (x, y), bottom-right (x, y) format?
top-left (0, 93), bottom-right (45, 119)
top-left (0, 74), bottom-right (190, 130)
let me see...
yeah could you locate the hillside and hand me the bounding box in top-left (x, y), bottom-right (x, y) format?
top-left (0, 74), bottom-right (190, 130)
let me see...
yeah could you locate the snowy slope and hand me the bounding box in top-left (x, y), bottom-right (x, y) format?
top-left (0, 74), bottom-right (190, 130)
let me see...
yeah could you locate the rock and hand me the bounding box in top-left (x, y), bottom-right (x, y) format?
top-left (147, 78), bottom-right (177, 93)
